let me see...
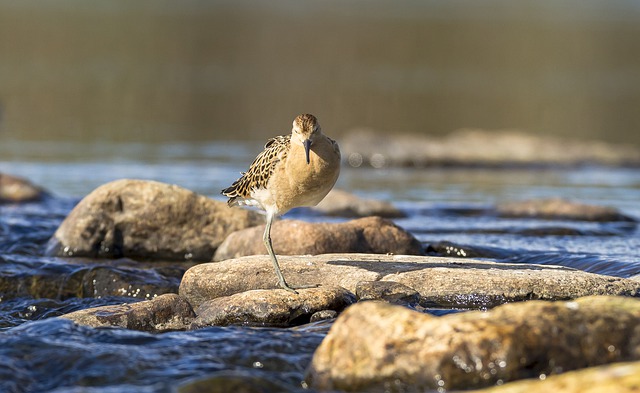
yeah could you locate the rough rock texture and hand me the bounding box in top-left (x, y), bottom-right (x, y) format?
top-left (47, 179), bottom-right (262, 261)
top-left (0, 173), bottom-right (48, 203)
top-left (495, 198), bottom-right (637, 222)
top-left (61, 293), bottom-right (195, 332)
top-left (306, 296), bottom-right (640, 391)
top-left (310, 310), bottom-right (338, 322)
top-left (213, 217), bottom-right (423, 261)
top-left (470, 361), bottom-right (640, 393)
top-left (179, 254), bottom-right (640, 309)
top-left (341, 128), bottom-right (640, 168)
top-left (355, 281), bottom-right (420, 306)
top-left (311, 189), bottom-right (405, 218)
top-left (190, 286), bottom-right (355, 328)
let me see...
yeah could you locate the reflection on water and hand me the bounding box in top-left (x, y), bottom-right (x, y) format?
top-left (1, 0), bottom-right (640, 144)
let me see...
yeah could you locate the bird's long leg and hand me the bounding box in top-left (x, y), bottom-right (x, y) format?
top-left (263, 210), bottom-right (297, 294)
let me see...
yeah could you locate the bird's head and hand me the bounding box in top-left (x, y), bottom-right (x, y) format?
top-left (291, 113), bottom-right (320, 164)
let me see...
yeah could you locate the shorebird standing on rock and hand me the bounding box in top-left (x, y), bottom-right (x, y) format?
top-left (221, 114), bottom-right (341, 293)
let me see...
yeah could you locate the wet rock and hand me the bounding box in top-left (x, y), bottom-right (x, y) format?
top-left (311, 189), bottom-right (405, 218)
top-left (190, 286), bottom-right (355, 328)
top-left (495, 198), bottom-right (636, 222)
top-left (213, 216), bottom-right (423, 261)
top-left (470, 361), bottom-right (640, 393)
top-left (342, 128), bottom-right (640, 168)
top-left (310, 310), bottom-right (338, 322)
top-left (306, 296), bottom-right (640, 391)
top-left (355, 281), bottom-right (420, 306)
top-left (47, 179), bottom-right (262, 261)
top-left (0, 173), bottom-right (48, 203)
top-left (178, 371), bottom-right (290, 393)
top-left (425, 241), bottom-right (513, 259)
top-left (0, 257), bottom-right (182, 301)
top-left (179, 254), bottom-right (640, 309)
top-left (61, 293), bottom-right (195, 332)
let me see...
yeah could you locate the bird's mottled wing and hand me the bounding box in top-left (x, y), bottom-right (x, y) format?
top-left (221, 135), bottom-right (290, 205)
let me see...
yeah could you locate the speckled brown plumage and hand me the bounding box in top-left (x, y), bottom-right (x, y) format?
top-left (221, 135), bottom-right (291, 207)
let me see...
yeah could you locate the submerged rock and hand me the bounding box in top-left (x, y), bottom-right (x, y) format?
top-left (190, 286), bottom-right (355, 328)
top-left (0, 258), bottom-right (181, 300)
top-left (213, 216), bottom-right (423, 261)
top-left (311, 189), bottom-right (405, 218)
top-left (470, 361), bottom-right (640, 393)
top-left (306, 296), bottom-right (640, 391)
top-left (47, 179), bottom-right (262, 261)
top-left (341, 128), bottom-right (640, 168)
top-left (61, 293), bottom-right (195, 332)
top-left (179, 253), bottom-right (640, 309)
top-left (0, 173), bottom-right (48, 203)
top-left (495, 198), bottom-right (637, 222)
top-left (178, 371), bottom-right (290, 393)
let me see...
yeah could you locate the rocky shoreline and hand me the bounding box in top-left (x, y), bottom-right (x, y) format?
top-left (3, 175), bottom-right (640, 391)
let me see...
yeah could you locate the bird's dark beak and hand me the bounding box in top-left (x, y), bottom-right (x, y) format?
top-left (303, 139), bottom-right (312, 164)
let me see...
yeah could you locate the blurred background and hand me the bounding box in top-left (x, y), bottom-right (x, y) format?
top-left (1, 0), bottom-right (640, 145)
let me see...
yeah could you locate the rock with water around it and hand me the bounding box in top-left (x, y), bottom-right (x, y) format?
top-left (179, 254), bottom-right (640, 309)
top-left (341, 128), bottom-right (640, 168)
top-left (495, 198), bottom-right (637, 222)
top-left (0, 173), bottom-right (48, 203)
top-left (470, 361), bottom-right (640, 393)
top-left (213, 217), bottom-right (423, 261)
top-left (311, 189), bottom-right (405, 218)
top-left (178, 371), bottom-right (290, 393)
top-left (61, 293), bottom-right (195, 332)
top-left (306, 296), bottom-right (640, 391)
top-left (355, 281), bottom-right (420, 306)
top-left (190, 286), bottom-right (355, 328)
top-left (0, 258), bottom-right (182, 301)
top-left (46, 179), bottom-right (262, 261)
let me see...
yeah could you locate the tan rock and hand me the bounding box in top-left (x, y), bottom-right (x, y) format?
top-left (213, 216), bottom-right (423, 261)
top-left (60, 293), bottom-right (195, 332)
top-left (306, 296), bottom-right (640, 391)
top-left (311, 189), bottom-right (405, 218)
top-left (191, 286), bottom-right (355, 328)
top-left (495, 198), bottom-right (636, 222)
top-left (46, 179), bottom-right (262, 261)
top-left (179, 253), bottom-right (640, 309)
top-left (0, 173), bottom-right (48, 203)
top-left (470, 361), bottom-right (640, 393)
top-left (355, 280), bottom-right (420, 306)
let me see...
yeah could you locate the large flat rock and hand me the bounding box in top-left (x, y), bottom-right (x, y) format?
top-left (179, 253), bottom-right (640, 309)
top-left (46, 179), bottom-right (262, 261)
top-left (306, 296), bottom-right (640, 391)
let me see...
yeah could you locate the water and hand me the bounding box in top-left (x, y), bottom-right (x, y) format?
top-left (1, 141), bottom-right (640, 392)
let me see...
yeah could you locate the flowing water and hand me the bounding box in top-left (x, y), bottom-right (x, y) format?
top-left (1, 141), bottom-right (640, 392)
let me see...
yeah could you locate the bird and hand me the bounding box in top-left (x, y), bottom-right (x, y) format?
top-left (221, 114), bottom-right (341, 293)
